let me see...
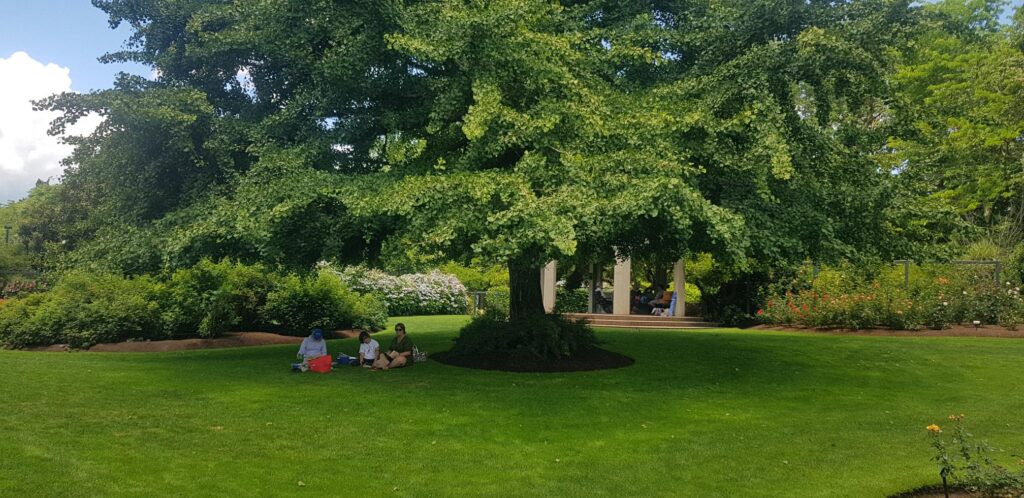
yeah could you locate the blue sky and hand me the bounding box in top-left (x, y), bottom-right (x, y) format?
top-left (0, 1), bottom-right (150, 91)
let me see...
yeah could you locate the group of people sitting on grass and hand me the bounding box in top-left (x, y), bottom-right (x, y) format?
top-left (291, 322), bottom-right (416, 372)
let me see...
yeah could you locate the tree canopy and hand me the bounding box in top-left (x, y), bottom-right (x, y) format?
top-left (13, 0), bottom-right (1015, 319)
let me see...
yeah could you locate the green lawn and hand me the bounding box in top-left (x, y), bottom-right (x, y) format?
top-left (1, 316), bottom-right (1023, 497)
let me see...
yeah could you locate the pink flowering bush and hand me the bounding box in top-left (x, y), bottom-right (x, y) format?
top-left (324, 264), bottom-right (468, 316)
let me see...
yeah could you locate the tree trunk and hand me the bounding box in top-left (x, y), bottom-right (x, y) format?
top-left (564, 266), bottom-right (584, 290)
top-left (508, 259), bottom-right (546, 321)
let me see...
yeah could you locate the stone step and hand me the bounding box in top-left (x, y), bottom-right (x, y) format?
top-left (565, 313), bottom-right (709, 323)
top-left (566, 313), bottom-right (720, 329)
top-left (586, 320), bottom-right (719, 327)
top-left (588, 323), bottom-right (720, 330)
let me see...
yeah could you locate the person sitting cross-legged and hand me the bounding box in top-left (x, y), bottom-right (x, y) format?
top-left (291, 328), bottom-right (328, 372)
top-left (372, 323), bottom-right (415, 370)
top-left (357, 331), bottom-right (379, 368)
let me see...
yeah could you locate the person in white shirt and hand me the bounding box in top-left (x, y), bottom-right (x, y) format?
top-left (357, 331), bottom-right (379, 368)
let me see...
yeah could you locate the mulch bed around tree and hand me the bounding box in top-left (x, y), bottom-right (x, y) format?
top-left (889, 484), bottom-right (1022, 497)
top-left (28, 330), bottom-right (364, 353)
top-left (432, 347), bottom-right (635, 373)
top-left (751, 324), bottom-right (1024, 339)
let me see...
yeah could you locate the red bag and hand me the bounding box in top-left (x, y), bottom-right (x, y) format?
top-left (307, 355), bottom-right (332, 373)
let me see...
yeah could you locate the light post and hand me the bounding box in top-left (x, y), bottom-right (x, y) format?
top-left (3, 225), bottom-right (10, 245)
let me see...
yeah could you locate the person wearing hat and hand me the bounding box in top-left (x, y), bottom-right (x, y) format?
top-left (292, 328), bottom-right (328, 372)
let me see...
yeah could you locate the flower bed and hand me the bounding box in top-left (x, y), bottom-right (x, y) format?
top-left (759, 264), bottom-right (1024, 330)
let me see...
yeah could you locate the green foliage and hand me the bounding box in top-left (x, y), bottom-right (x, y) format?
top-left (0, 245), bottom-right (34, 274)
top-left (0, 262), bottom-right (387, 348)
top-left (554, 287), bottom-right (589, 314)
top-left (351, 293), bottom-right (389, 332)
top-left (449, 313), bottom-right (597, 360)
top-left (483, 286), bottom-right (511, 319)
top-left (0, 272), bottom-right (163, 349)
top-left (437, 261), bottom-right (508, 292)
top-left (22, 0), bottom-right (996, 328)
top-left (1005, 243), bottom-right (1024, 285)
top-left (36, 0), bottom-right (923, 320)
top-left (680, 283), bottom-right (702, 306)
top-left (760, 263), bottom-right (1024, 330)
top-left (262, 270), bottom-right (374, 336)
top-left (56, 223), bottom-right (164, 275)
top-left (887, 0), bottom-right (1024, 248)
top-left (927, 414), bottom-right (1024, 495)
top-left (157, 259), bottom-right (280, 338)
top-left (961, 239), bottom-right (1004, 261)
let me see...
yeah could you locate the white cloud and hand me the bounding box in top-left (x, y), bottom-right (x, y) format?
top-left (0, 51), bottom-right (101, 203)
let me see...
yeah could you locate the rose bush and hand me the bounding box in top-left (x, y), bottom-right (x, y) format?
top-left (759, 264), bottom-right (1024, 330)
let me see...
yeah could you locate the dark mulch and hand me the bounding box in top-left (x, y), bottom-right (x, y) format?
top-left (27, 329), bottom-right (365, 353)
top-left (889, 484), bottom-right (1022, 497)
top-left (432, 347), bottom-right (635, 373)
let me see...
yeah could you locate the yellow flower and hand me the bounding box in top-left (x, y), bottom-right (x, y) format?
top-left (926, 424), bottom-right (941, 433)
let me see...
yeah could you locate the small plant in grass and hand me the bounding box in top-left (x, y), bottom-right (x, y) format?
top-left (925, 415), bottom-right (1024, 497)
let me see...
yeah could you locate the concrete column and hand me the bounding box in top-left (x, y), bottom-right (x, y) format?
top-left (612, 255), bottom-right (632, 315)
top-left (541, 260), bottom-right (557, 313)
top-left (673, 258), bottom-right (686, 317)
top-left (587, 263), bottom-right (596, 313)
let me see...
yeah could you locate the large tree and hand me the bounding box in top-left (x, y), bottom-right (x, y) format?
top-left (39, 0), bottom-right (922, 327)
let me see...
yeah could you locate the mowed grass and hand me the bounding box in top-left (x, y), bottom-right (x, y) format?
top-left (1, 316), bottom-right (1023, 497)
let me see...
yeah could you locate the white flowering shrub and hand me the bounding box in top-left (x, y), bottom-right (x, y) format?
top-left (321, 263), bottom-right (468, 316)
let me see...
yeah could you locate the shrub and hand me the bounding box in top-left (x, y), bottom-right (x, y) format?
top-left (437, 262), bottom-right (508, 291)
top-left (0, 263), bottom-right (388, 349)
top-left (961, 239), bottom-right (1004, 262)
top-left (554, 287), bottom-right (589, 313)
top-left (0, 272), bottom-right (163, 349)
top-left (484, 286), bottom-right (510, 318)
top-left (262, 270), bottom-right (368, 335)
top-left (0, 275), bottom-right (43, 299)
top-left (1006, 243), bottom-right (1024, 285)
top-left (449, 313), bottom-right (598, 360)
top-left (759, 263), bottom-right (1024, 330)
top-left (350, 292), bottom-right (389, 331)
top-left (326, 264), bottom-right (468, 315)
top-left (926, 415), bottom-right (1024, 496)
top-left (158, 259), bottom-right (280, 338)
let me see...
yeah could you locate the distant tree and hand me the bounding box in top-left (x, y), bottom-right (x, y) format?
top-left (887, 0), bottom-right (1024, 246)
